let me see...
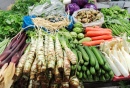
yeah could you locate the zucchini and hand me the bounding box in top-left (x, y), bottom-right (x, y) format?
top-left (77, 45), bottom-right (89, 61)
top-left (84, 62), bottom-right (89, 66)
top-left (82, 65), bottom-right (87, 71)
top-left (77, 65), bottom-right (81, 71)
top-left (103, 63), bottom-right (111, 72)
top-left (91, 47), bottom-right (104, 65)
top-left (90, 67), bottom-right (95, 75)
top-left (84, 46), bottom-right (96, 66)
top-left (77, 51), bottom-right (84, 64)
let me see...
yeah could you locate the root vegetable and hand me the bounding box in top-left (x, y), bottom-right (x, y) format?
top-left (23, 37), bottom-right (37, 74)
top-left (63, 51), bottom-right (70, 80)
top-left (30, 58), bottom-right (37, 79)
top-left (54, 65), bottom-right (62, 83)
top-left (48, 35), bottom-right (56, 71)
top-left (15, 44), bottom-right (30, 78)
top-left (44, 35), bottom-right (49, 65)
top-left (69, 76), bottom-right (80, 88)
top-left (60, 36), bottom-right (77, 64)
top-left (36, 30), bottom-right (46, 73)
top-left (55, 34), bottom-right (64, 71)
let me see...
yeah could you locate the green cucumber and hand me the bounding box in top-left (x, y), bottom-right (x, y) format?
top-left (71, 65), bottom-right (74, 70)
top-left (82, 65), bottom-right (87, 71)
top-left (95, 59), bottom-right (100, 70)
top-left (105, 73), bottom-right (110, 80)
top-left (79, 72), bottom-right (83, 79)
top-left (101, 69), bottom-right (105, 74)
top-left (88, 75), bottom-right (93, 82)
top-left (109, 71), bottom-right (114, 79)
top-left (103, 63), bottom-right (111, 72)
top-left (94, 75), bottom-right (99, 81)
top-left (72, 49), bottom-right (78, 61)
top-left (100, 75), bottom-right (106, 82)
top-left (83, 72), bottom-right (87, 80)
top-left (91, 47), bottom-right (104, 65)
top-left (77, 45), bottom-right (89, 62)
top-left (94, 76), bottom-right (99, 81)
top-left (77, 65), bottom-right (81, 71)
top-left (84, 62), bottom-right (89, 66)
top-left (73, 65), bottom-right (77, 71)
top-left (99, 51), bottom-right (107, 63)
top-left (79, 37), bottom-right (91, 43)
top-left (84, 46), bottom-right (96, 66)
top-left (86, 70), bottom-right (90, 76)
top-left (76, 71), bottom-right (80, 76)
top-left (90, 67), bottom-right (95, 75)
top-left (97, 69), bottom-right (101, 75)
top-left (77, 51), bottom-right (84, 64)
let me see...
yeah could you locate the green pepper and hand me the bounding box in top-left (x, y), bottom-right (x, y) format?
top-left (73, 27), bottom-right (83, 33)
top-left (74, 22), bottom-right (83, 28)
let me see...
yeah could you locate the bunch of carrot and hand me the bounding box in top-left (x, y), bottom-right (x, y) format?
top-left (82, 26), bottom-right (113, 46)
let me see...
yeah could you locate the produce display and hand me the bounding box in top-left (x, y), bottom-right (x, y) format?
top-left (101, 6), bottom-right (130, 36)
top-left (0, 0), bottom-right (130, 88)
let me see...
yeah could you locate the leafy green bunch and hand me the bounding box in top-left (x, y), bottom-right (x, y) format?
top-left (0, 10), bottom-right (23, 41)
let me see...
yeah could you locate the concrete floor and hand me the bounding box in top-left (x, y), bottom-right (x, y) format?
top-left (0, 0), bottom-right (15, 10)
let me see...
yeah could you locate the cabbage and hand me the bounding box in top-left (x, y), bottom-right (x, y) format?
top-left (65, 3), bottom-right (80, 15)
top-left (71, 0), bottom-right (88, 8)
top-left (84, 3), bottom-right (97, 10)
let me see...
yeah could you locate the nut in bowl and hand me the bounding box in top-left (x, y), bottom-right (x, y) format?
top-left (72, 8), bottom-right (104, 27)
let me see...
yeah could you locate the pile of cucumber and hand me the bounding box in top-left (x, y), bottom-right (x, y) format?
top-left (71, 46), bottom-right (114, 82)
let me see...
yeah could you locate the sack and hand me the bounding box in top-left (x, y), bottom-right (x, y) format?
top-left (72, 8), bottom-right (104, 27)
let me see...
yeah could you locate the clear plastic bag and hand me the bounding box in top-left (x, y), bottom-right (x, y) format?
top-left (29, 0), bottom-right (65, 16)
top-left (72, 8), bottom-right (104, 27)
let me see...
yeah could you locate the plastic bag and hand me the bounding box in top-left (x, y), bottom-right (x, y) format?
top-left (28, 2), bottom-right (50, 16)
top-left (72, 8), bottom-right (104, 27)
top-left (29, 0), bottom-right (66, 16)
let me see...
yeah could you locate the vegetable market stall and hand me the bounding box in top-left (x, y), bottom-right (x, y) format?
top-left (0, 0), bottom-right (130, 88)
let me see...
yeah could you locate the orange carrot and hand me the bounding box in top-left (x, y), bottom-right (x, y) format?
top-left (82, 40), bottom-right (104, 46)
top-left (85, 28), bottom-right (112, 33)
top-left (94, 26), bottom-right (100, 28)
top-left (86, 31), bottom-right (112, 37)
top-left (91, 35), bottom-right (112, 41)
